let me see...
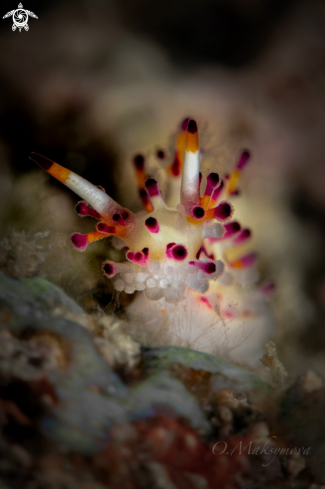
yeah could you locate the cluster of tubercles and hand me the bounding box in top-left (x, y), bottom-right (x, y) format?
top-left (29, 119), bottom-right (252, 302)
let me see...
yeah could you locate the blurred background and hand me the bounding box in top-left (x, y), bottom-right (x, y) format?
top-left (0, 0), bottom-right (325, 379)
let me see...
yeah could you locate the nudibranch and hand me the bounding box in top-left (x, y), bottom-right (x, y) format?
top-left (30, 118), bottom-right (274, 367)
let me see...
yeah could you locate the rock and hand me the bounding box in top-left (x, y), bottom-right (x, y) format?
top-left (142, 346), bottom-right (271, 406)
top-left (129, 372), bottom-right (211, 434)
top-left (0, 271), bottom-right (84, 317)
top-left (279, 373), bottom-right (325, 482)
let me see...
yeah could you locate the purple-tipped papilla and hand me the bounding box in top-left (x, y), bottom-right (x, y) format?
top-left (71, 233), bottom-right (88, 251)
top-left (166, 244), bottom-right (188, 261)
top-left (236, 150), bottom-right (250, 170)
top-left (214, 202), bottom-right (232, 221)
top-left (127, 249), bottom-right (148, 265)
top-left (223, 221), bottom-right (241, 239)
top-left (103, 261), bottom-right (116, 277)
top-left (205, 173), bottom-right (220, 195)
top-left (76, 202), bottom-right (101, 219)
top-left (211, 180), bottom-right (224, 203)
top-left (145, 178), bottom-right (160, 198)
top-left (234, 228), bottom-right (251, 244)
top-left (189, 261), bottom-right (217, 274)
top-left (191, 206), bottom-right (205, 220)
top-left (133, 154), bottom-right (145, 171)
top-left (145, 217), bottom-right (160, 233)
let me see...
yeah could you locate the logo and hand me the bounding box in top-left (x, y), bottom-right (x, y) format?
top-left (3, 3), bottom-right (38, 32)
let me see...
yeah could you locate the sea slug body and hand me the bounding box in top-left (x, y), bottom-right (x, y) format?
top-left (30, 118), bottom-right (274, 368)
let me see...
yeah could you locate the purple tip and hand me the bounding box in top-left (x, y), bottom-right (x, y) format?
top-left (207, 173), bottom-right (219, 188)
top-left (240, 253), bottom-right (257, 268)
top-left (166, 243), bottom-right (187, 261)
top-left (112, 211), bottom-right (129, 225)
top-left (189, 260), bottom-right (217, 274)
top-left (192, 206), bottom-right (205, 220)
top-left (127, 248), bottom-right (149, 265)
top-left (214, 202), bottom-right (232, 221)
top-left (171, 245), bottom-right (188, 261)
top-left (236, 150), bottom-right (250, 170)
top-left (261, 281), bottom-right (275, 295)
top-left (29, 152), bottom-right (54, 170)
top-left (71, 233), bottom-right (88, 251)
top-left (211, 181), bottom-right (224, 203)
top-left (76, 202), bottom-right (101, 220)
top-left (223, 221), bottom-right (241, 239)
top-left (133, 154), bottom-right (145, 171)
top-left (156, 149), bottom-right (165, 159)
top-left (145, 178), bottom-right (160, 197)
top-left (204, 173), bottom-right (220, 197)
top-left (145, 217), bottom-right (159, 233)
top-left (187, 119), bottom-right (197, 134)
top-left (234, 228), bottom-right (251, 244)
top-left (181, 117), bottom-right (191, 131)
top-left (103, 262), bottom-right (115, 277)
top-left (202, 262), bottom-right (216, 274)
top-left (76, 202), bottom-right (89, 216)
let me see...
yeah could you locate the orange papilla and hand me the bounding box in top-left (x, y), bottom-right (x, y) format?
top-left (135, 169), bottom-right (146, 190)
top-left (48, 162), bottom-right (71, 183)
top-left (200, 194), bottom-right (211, 210)
top-left (229, 259), bottom-right (245, 269)
top-left (185, 134), bottom-right (199, 153)
top-left (168, 130), bottom-right (186, 177)
top-left (139, 189), bottom-right (154, 213)
top-left (227, 169), bottom-right (241, 195)
top-left (144, 201), bottom-right (154, 213)
top-left (85, 224), bottom-right (130, 243)
top-left (207, 196), bottom-right (217, 209)
top-left (86, 230), bottom-right (113, 243)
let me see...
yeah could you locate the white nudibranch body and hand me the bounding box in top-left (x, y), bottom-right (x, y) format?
top-left (30, 118), bottom-right (274, 368)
